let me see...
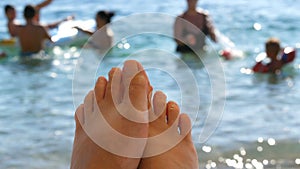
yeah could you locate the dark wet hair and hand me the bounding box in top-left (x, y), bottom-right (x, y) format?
top-left (265, 37), bottom-right (281, 54)
top-left (4, 5), bottom-right (15, 14)
top-left (24, 5), bottom-right (36, 19)
top-left (97, 10), bottom-right (115, 23)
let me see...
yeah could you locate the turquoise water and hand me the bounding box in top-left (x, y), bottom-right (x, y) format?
top-left (1, 0), bottom-right (300, 168)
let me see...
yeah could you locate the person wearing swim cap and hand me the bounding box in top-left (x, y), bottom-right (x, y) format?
top-left (174, 0), bottom-right (217, 53)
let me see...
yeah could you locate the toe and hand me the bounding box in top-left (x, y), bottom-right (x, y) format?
top-left (121, 60), bottom-right (150, 89)
top-left (151, 91), bottom-right (167, 122)
top-left (179, 113), bottom-right (192, 136)
top-left (136, 61), bottom-right (144, 71)
top-left (122, 60), bottom-right (150, 111)
top-left (104, 68), bottom-right (122, 105)
top-left (94, 76), bottom-right (107, 104)
top-left (166, 101), bottom-right (180, 126)
top-left (128, 71), bottom-right (149, 111)
top-left (122, 60), bottom-right (140, 87)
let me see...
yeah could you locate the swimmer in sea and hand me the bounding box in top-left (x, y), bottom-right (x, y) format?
top-left (15, 5), bottom-right (52, 56)
top-left (4, 1), bottom-right (73, 37)
top-left (74, 10), bottom-right (114, 51)
top-left (263, 38), bottom-right (284, 73)
top-left (174, 0), bottom-right (217, 53)
top-left (4, 5), bottom-right (18, 38)
top-left (253, 38), bottom-right (287, 74)
top-left (70, 60), bottom-right (199, 169)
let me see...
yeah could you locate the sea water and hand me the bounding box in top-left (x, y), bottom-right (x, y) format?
top-left (0, 0), bottom-right (300, 168)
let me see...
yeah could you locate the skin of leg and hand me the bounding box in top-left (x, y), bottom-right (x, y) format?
top-left (70, 60), bottom-right (152, 169)
top-left (138, 91), bottom-right (199, 169)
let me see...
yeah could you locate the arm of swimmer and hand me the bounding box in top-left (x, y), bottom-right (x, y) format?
top-left (43, 27), bottom-right (53, 43)
top-left (45, 22), bottom-right (61, 30)
top-left (74, 26), bottom-right (94, 36)
top-left (205, 15), bottom-right (217, 42)
top-left (174, 17), bottom-right (185, 45)
top-left (8, 22), bottom-right (18, 37)
top-left (36, 0), bottom-right (53, 10)
top-left (45, 16), bottom-right (74, 29)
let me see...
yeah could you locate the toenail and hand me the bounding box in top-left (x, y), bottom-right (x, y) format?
top-left (132, 75), bottom-right (146, 85)
top-left (98, 77), bottom-right (106, 84)
top-left (109, 71), bottom-right (115, 78)
top-left (169, 102), bottom-right (177, 110)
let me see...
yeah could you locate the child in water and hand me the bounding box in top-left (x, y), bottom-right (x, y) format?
top-left (252, 37), bottom-right (295, 74)
top-left (264, 38), bottom-right (283, 73)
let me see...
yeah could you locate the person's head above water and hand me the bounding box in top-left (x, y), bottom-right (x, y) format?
top-left (24, 5), bottom-right (36, 20)
top-left (265, 37), bottom-right (281, 60)
top-left (95, 10), bottom-right (115, 28)
top-left (4, 5), bottom-right (16, 20)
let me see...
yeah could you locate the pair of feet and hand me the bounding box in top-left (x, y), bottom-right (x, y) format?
top-left (70, 60), bottom-right (199, 169)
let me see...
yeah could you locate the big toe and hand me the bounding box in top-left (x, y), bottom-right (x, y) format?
top-left (122, 60), bottom-right (151, 112)
top-left (122, 60), bottom-right (140, 86)
top-left (129, 72), bottom-right (149, 111)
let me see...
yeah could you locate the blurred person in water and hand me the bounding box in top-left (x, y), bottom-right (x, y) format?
top-left (174, 0), bottom-right (217, 53)
top-left (252, 37), bottom-right (296, 74)
top-left (4, 0), bottom-right (73, 38)
top-left (74, 10), bottom-right (115, 52)
top-left (16, 5), bottom-right (52, 56)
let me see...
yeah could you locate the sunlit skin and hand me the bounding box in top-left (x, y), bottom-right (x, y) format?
top-left (139, 94), bottom-right (199, 169)
top-left (70, 60), bottom-right (199, 169)
top-left (71, 60), bottom-right (152, 169)
top-left (16, 6), bottom-right (52, 54)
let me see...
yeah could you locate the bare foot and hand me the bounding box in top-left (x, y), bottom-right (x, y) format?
top-left (70, 60), bottom-right (152, 169)
top-left (138, 91), bottom-right (199, 169)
